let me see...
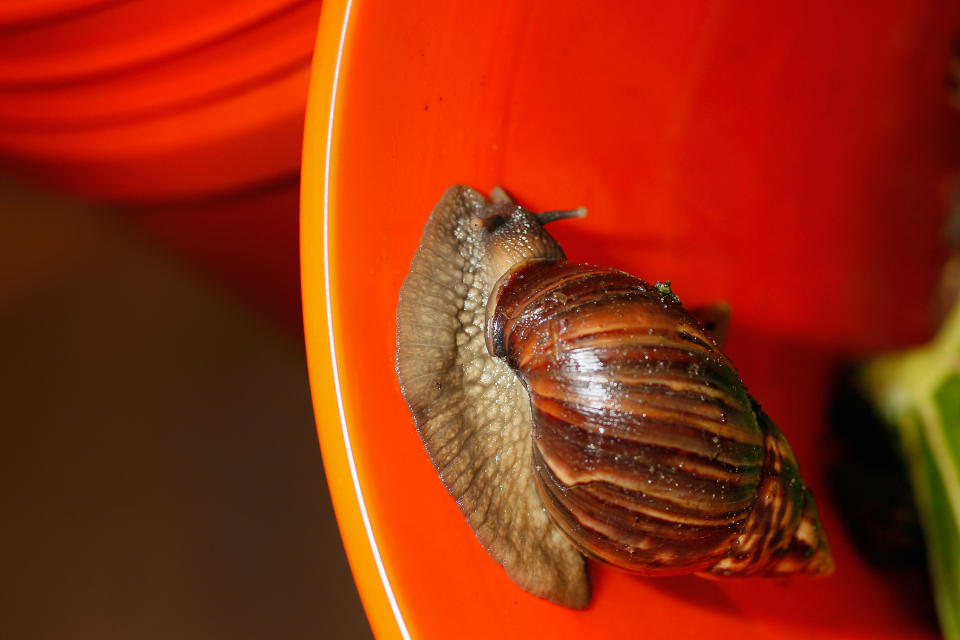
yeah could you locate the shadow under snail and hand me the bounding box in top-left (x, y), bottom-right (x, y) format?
top-left (395, 185), bottom-right (833, 609)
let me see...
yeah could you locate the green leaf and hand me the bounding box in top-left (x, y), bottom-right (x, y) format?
top-left (919, 419), bottom-right (960, 640)
top-left (859, 301), bottom-right (960, 640)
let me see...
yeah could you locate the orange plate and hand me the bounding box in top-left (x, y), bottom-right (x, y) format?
top-left (302, 1), bottom-right (960, 638)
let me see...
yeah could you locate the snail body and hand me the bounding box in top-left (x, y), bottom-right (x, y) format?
top-left (396, 185), bottom-right (832, 608)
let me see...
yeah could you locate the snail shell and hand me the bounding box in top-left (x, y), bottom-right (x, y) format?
top-left (396, 185), bottom-right (832, 609)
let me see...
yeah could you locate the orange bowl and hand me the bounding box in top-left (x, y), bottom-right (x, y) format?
top-left (0, 0), bottom-right (322, 202)
top-left (0, 1), bottom-right (319, 128)
top-left (0, 0), bottom-right (300, 84)
top-left (302, 2), bottom-right (960, 638)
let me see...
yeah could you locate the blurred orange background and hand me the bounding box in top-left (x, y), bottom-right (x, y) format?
top-left (0, 2), bottom-right (371, 638)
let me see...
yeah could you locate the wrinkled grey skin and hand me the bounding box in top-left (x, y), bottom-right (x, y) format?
top-left (395, 185), bottom-right (589, 608)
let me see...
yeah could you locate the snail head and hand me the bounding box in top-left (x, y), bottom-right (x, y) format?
top-left (469, 186), bottom-right (586, 285)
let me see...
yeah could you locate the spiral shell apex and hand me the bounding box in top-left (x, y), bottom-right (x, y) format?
top-left (396, 185), bottom-right (833, 609)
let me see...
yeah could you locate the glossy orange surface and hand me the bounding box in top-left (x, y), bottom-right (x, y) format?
top-left (0, 0), bottom-right (117, 29)
top-left (0, 1), bottom-right (318, 128)
top-left (0, 0), bottom-right (321, 202)
top-left (302, 1), bottom-right (960, 638)
top-left (0, 0), bottom-right (301, 84)
top-left (0, 67), bottom-right (309, 200)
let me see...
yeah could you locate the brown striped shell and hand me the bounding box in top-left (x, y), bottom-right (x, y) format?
top-left (396, 185), bottom-right (832, 610)
top-left (487, 260), bottom-right (832, 578)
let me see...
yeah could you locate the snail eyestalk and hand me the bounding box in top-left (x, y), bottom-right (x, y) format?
top-left (490, 185), bottom-right (515, 204)
top-left (536, 207), bottom-right (587, 225)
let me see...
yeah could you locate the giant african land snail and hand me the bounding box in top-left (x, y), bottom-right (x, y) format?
top-left (395, 185), bottom-right (833, 609)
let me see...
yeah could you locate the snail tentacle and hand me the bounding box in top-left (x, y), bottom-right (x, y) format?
top-left (536, 206), bottom-right (588, 225)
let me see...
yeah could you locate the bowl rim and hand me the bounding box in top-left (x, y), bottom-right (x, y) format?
top-left (300, 1), bottom-right (408, 638)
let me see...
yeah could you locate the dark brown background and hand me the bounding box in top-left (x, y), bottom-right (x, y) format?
top-left (0, 176), bottom-right (372, 639)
